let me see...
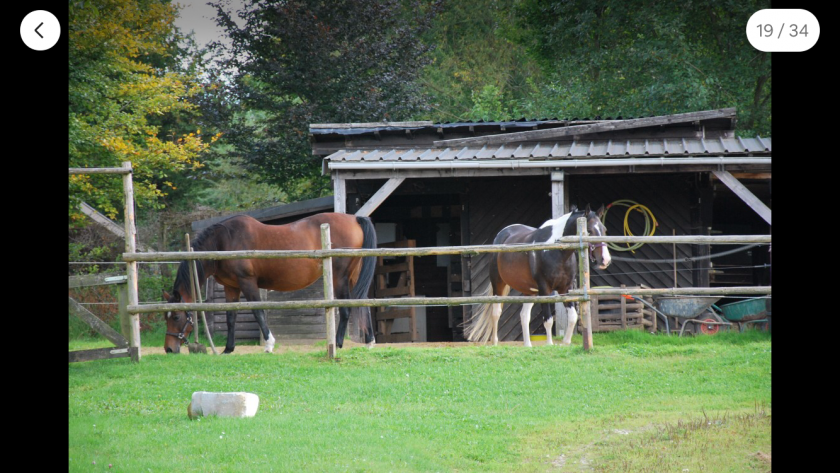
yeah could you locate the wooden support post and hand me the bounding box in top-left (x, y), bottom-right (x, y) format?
top-left (712, 171), bottom-right (771, 225)
top-left (186, 235), bottom-right (218, 355)
top-left (122, 161), bottom-right (141, 362)
top-left (321, 224), bottom-right (336, 359)
top-left (334, 177), bottom-right (346, 214)
top-left (550, 171), bottom-right (565, 219)
top-left (551, 171), bottom-right (567, 336)
top-left (186, 234), bottom-right (200, 345)
top-left (577, 217), bottom-right (593, 351)
top-left (117, 282), bottom-right (130, 342)
top-left (355, 177), bottom-right (405, 217)
top-left (673, 229), bottom-right (678, 288)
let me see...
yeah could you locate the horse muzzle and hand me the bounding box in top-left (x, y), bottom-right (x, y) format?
top-left (590, 243), bottom-right (611, 270)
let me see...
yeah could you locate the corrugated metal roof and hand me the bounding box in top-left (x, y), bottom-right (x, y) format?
top-left (324, 136), bottom-right (771, 162)
top-left (311, 112), bottom-right (733, 136)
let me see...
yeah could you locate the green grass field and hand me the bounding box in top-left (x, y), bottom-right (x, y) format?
top-left (68, 330), bottom-right (771, 472)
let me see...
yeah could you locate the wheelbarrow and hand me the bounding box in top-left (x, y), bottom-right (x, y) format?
top-left (718, 297), bottom-right (771, 332)
top-left (625, 295), bottom-right (731, 336)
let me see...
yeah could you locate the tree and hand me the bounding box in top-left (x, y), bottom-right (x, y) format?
top-left (514, 0), bottom-right (771, 134)
top-left (420, 0), bottom-right (545, 122)
top-left (68, 0), bottom-right (218, 225)
top-left (211, 0), bottom-right (441, 199)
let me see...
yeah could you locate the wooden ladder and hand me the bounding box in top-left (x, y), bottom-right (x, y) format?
top-left (373, 240), bottom-right (417, 343)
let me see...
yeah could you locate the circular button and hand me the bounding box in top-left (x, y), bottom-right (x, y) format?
top-left (21, 10), bottom-right (60, 51)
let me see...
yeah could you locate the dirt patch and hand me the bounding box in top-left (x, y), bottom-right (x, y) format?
top-left (754, 451), bottom-right (771, 471)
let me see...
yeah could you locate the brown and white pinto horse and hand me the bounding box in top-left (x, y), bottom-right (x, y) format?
top-left (464, 205), bottom-right (611, 347)
top-left (162, 213), bottom-right (377, 354)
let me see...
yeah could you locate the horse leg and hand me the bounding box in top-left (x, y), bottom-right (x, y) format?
top-left (560, 302), bottom-right (578, 346)
top-left (222, 286), bottom-right (240, 354)
top-left (486, 259), bottom-right (510, 345)
top-left (334, 278), bottom-right (351, 349)
top-left (239, 281), bottom-right (275, 353)
top-left (520, 302), bottom-right (535, 347)
top-left (490, 301), bottom-right (502, 346)
top-left (538, 284), bottom-right (555, 346)
top-left (544, 312), bottom-right (555, 346)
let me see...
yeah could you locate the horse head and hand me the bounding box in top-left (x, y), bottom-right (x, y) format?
top-left (584, 204), bottom-right (612, 270)
top-left (162, 289), bottom-right (194, 354)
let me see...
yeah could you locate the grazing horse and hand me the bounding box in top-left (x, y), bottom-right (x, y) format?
top-left (464, 205), bottom-right (611, 347)
top-left (162, 213), bottom-right (377, 354)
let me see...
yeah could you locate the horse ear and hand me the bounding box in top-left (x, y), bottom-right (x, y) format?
top-left (164, 290), bottom-right (181, 302)
top-left (584, 203), bottom-right (591, 215)
top-left (596, 204), bottom-right (606, 219)
top-left (570, 204), bottom-right (578, 213)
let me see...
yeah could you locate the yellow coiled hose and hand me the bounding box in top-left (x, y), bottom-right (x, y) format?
top-left (602, 200), bottom-right (658, 252)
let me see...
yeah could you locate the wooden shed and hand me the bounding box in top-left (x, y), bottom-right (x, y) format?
top-left (195, 108), bottom-right (771, 344)
top-left (314, 108), bottom-right (771, 342)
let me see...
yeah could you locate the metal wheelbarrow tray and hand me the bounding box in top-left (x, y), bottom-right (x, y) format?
top-left (631, 295), bottom-right (731, 336)
top-left (719, 297), bottom-right (771, 332)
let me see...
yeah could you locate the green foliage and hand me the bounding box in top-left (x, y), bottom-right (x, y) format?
top-left (68, 0), bottom-right (219, 225)
top-left (513, 0), bottom-right (771, 132)
top-left (421, 0), bottom-right (545, 121)
top-left (210, 0), bottom-right (441, 199)
top-left (419, 0), bottom-right (770, 135)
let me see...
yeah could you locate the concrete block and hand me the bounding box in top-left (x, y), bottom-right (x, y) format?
top-left (188, 391), bottom-right (259, 419)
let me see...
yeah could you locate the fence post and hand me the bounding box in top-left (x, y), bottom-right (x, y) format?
top-left (186, 234), bottom-right (200, 345)
top-left (122, 161), bottom-right (141, 362)
top-left (577, 217), bottom-right (593, 351)
top-left (186, 235), bottom-right (219, 355)
top-left (321, 224), bottom-right (336, 359)
top-left (117, 282), bottom-right (130, 341)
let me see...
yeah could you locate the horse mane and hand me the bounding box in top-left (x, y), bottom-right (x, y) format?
top-left (172, 215), bottom-right (242, 297)
top-left (561, 208), bottom-right (589, 236)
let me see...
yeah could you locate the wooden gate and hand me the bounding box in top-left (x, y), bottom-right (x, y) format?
top-left (68, 274), bottom-right (139, 362)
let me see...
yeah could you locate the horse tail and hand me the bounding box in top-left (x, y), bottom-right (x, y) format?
top-left (463, 284), bottom-right (509, 343)
top-left (351, 216), bottom-right (377, 343)
top-left (351, 216), bottom-right (377, 300)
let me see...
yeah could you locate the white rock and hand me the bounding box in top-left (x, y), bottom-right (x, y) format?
top-left (188, 392), bottom-right (259, 419)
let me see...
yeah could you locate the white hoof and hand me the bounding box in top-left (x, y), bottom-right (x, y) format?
top-left (366, 339), bottom-right (376, 349)
top-left (559, 341), bottom-right (571, 347)
top-left (264, 333), bottom-right (275, 353)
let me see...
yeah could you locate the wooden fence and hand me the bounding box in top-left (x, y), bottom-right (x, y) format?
top-left (70, 163), bottom-right (141, 362)
top-left (68, 274), bottom-right (140, 362)
top-left (70, 163), bottom-right (771, 361)
top-left (124, 224), bottom-right (771, 357)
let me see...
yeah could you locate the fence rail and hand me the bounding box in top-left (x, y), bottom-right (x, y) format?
top-left (129, 294), bottom-right (591, 314)
top-left (130, 286), bottom-right (770, 315)
top-left (122, 235), bottom-right (771, 263)
top-left (69, 167), bottom-right (132, 175)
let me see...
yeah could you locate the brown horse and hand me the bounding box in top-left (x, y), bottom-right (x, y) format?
top-left (464, 205), bottom-right (611, 347)
top-left (162, 213), bottom-right (377, 354)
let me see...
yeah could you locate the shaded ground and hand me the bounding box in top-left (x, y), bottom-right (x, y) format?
top-left (141, 340), bottom-right (529, 356)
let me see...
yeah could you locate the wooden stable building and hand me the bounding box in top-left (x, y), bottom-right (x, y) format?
top-left (194, 108), bottom-right (771, 344)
